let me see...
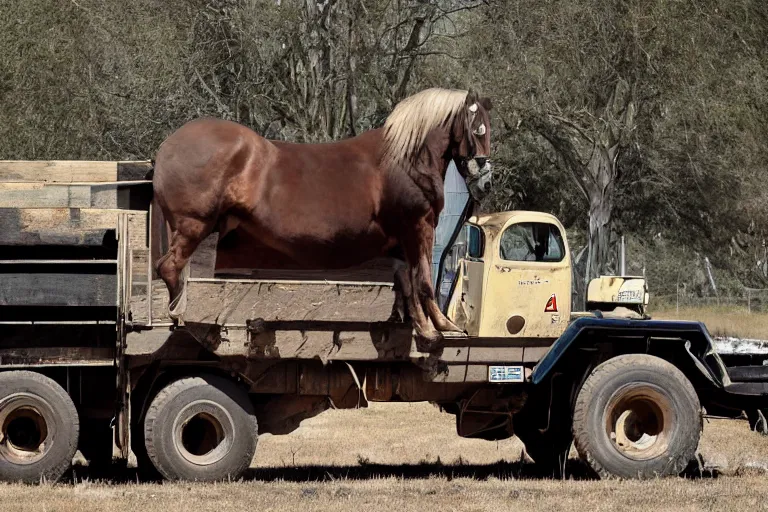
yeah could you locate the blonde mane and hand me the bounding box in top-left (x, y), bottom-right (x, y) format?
top-left (383, 88), bottom-right (468, 167)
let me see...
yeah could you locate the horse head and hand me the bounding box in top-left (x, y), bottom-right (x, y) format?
top-left (451, 90), bottom-right (493, 202)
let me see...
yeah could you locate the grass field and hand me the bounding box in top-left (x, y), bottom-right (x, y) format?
top-left (2, 402), bottom-right (767, 512)
top-left (651, 305), bottom-right (768, 339)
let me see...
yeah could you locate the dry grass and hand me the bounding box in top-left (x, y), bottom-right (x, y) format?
top-left (2, 402), bottom-right (768, 512)
top-left (652, 305), bottom-right (768, 339)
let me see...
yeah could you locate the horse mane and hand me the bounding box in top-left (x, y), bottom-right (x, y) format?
top-left (382, 88), bottom-right (468, 168)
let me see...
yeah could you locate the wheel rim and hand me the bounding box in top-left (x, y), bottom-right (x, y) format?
top-left (172, 400), bottom-right (234, 466)
top-left (0, 393), bottom-right (55, 465)
top-left (604, 385), bottom-right (673, 461)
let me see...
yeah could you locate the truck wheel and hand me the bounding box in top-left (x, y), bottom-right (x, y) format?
top-left (144, 374), bottom-right (257, 481)
top-left (0, 371), bottom-right (79, 483)
top-left (573, 354), bottom-right (701, 479)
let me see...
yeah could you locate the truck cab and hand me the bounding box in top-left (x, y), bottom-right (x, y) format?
top-left (441, 210), bottom-right (650, 338)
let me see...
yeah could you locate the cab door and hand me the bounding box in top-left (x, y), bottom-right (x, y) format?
top-left (480, 218), bottom-right (571, 338)
top-left (445, 224), bottom-right (486, 336)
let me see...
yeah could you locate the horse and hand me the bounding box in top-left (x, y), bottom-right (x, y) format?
top-left (152, 87), bottom-right (493, 342)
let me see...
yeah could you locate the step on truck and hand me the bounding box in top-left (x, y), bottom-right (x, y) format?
top-left (0, 159), bottom-right (766, 483)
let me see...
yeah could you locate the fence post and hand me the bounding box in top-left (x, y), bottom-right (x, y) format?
top-left (748, 289), bottom-right (751, 314)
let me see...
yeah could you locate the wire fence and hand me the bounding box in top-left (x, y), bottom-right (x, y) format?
top-left (653, 288), bottom-right (768, 314)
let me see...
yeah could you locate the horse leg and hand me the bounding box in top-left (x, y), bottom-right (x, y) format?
top-left (388, 262), bottom-right (410, 323)
top-left (401, 220), bottom-right (442, 343)
top-left (406, 262), bottom-right (439, 343)
top-left (416, 244), bottom-right (462, 333)
top-left (420, 255), bottom-right (462, 333)
top-left (156, 217), bottom-right (213, 322)
top-left (407, 217), bottom-right (462, 334)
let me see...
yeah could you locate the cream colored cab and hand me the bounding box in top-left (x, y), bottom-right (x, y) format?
top-left (446, 211), bottom-right (572, 338)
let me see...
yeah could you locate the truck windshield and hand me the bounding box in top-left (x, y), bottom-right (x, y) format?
top-left (499, 222), bottom-right (565, 262)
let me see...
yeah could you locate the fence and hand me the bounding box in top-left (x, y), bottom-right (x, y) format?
top-left (654, 288), bottom-right (768, 314)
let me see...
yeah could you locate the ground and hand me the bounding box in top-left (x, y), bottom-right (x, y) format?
top-left (2, 402), bottom-right (768, 512)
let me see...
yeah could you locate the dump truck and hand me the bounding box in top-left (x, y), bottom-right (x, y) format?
top-left (0, 160), bottom-right (766, 483)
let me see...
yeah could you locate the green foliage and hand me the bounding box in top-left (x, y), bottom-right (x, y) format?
top-left (0, 0), bottom-right (766, 292)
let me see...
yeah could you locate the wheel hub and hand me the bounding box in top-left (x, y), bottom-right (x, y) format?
top-left (172, 400), bottom-right (235, 466)
top-left (0, 394), bottom-right (53, 465)
top-left (605, 386), bottom-right (672, 461)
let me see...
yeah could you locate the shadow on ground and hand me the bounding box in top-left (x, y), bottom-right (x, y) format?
top-left (64, 457), bottom-right (719, 484)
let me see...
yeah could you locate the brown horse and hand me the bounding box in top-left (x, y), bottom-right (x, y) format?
top-left (152, 88), bottom-right (492, 341)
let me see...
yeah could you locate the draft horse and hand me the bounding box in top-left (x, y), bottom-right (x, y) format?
top-left (152, 88), bottom-right (493, 341)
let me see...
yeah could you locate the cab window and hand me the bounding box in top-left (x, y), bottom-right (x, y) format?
top-left (499, 222), bottom-right (565, 262)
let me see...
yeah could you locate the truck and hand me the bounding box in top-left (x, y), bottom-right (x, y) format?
top-left (0, 159), bottom-right (765, 483)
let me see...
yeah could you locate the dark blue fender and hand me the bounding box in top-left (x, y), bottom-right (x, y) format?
top-left (530, 316), bottom-right (729, 387)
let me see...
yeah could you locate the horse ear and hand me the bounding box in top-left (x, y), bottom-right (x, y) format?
top-left (466, 89), bottom-right (479, 106)
top-left (478, 97), bottom-right (493, 111)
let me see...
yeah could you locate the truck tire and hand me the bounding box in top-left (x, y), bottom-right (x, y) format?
top-left (0, 371), bottom-right (79, 483)
top-left (144, 374), bottom-right (257, 481)
top-left (573, 354), bottom-right (701, 479)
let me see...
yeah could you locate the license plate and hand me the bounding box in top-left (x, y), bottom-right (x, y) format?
top-left (488, 365), bottom-right (524, 383)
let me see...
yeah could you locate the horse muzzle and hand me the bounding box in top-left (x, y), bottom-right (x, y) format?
top-left (466, 158), bottom-right (493, 201)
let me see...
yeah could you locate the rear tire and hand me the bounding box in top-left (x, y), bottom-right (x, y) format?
top-left (573, 354), bottom-right (701, 479)
top-left (0, 371), bottom-right (79, 483)
top-left (144, 374), bottom-right (257, 481)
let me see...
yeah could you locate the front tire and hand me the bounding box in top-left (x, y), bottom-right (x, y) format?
top-left (0, 371), bottom-right (80, 483)
top-left (573, 354), bottom-right (702, 479)
top-left (144, 374), bottom-right (257, 481)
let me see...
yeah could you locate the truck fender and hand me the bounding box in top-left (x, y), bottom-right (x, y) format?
top-left (530, 316), bottom-right (728, 388)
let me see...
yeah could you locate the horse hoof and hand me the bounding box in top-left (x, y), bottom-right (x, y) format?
top-left (439, 324), bottom-right (463, 333)
top-left (414, 329), bottom-right (442, 350)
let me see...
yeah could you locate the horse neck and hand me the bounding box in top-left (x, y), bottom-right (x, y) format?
top-left (421, 125), bottom-right (454, 180)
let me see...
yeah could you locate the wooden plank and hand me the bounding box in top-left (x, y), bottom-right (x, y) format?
top-left (0, 208), bottom-right (146, 247)
top-left (248, 328), bottom-right (412, 361)
top-left (0, 183), bottom-right (91, 208)
top-left (0, 183), bottom-right (119, 208)
top-left (0, 161), bottom-right (118, 183)
top-left (90, 184), bottom-right (119, 208)
top-left (0, 271), bottom-right (117, 306)
top-left (0, 347), bottom-right (114, 367)
top-left (131, 248), bottom-right (150, 283)
top-left (190, 234), bottom-right (218, 278)
top-left (130, 278), bottom-right (395, 325)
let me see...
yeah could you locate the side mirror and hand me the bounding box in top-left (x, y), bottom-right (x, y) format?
top-left (467, 225), bottom-right (484, 259)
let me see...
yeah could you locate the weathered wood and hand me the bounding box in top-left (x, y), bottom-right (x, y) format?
top-left (0, 271), bottom-right (117, 306)
top-left (0, 183), bottom-right (91, 208)
top-left (0, 161), bottom-right (118, 183)
top-left (125, 323), bottom-right (412, 362)
top-left (0, 183), bottom-right (120, 208)
top-left (190, 234), bottom-right (218, 278)
top-left (130, 278), bottom-right (395, 325)
top-left (0, 160), bottom-right (153, 183)
top-left (0, 208), bottom-right (146, 247)
top-left (0, 347), bottom-right (114, 366)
